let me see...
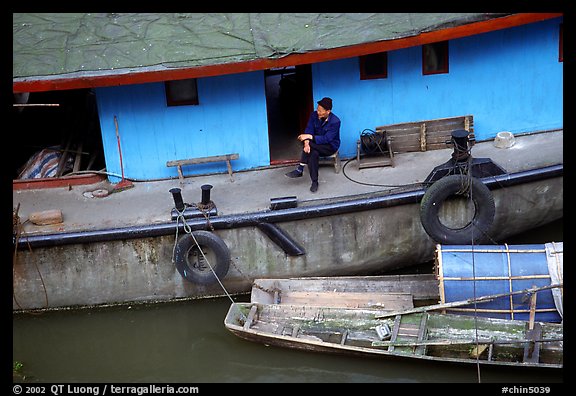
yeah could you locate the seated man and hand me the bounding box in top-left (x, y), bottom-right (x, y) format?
top-left (285, 97), bottom-right (341, 193)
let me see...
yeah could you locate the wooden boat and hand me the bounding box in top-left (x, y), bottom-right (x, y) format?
top-left (224, 300), bottom-right (563, 369)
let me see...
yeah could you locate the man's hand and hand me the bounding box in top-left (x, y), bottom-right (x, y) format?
top-left (298, 134), bottom-right (313, 141)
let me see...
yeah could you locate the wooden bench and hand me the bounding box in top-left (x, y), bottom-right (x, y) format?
top-left (318, 150), bottom-right (341, 173)
top-left (356, 115), bottom-right (474, 169)
top-left (166, 153), bottom-right (239, 183)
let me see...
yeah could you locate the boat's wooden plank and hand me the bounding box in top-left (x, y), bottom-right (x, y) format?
top-left (523, 323), bottom-right (542, 364)
top-left (397, 324), bottom-right (420, 337)
top-left (388, 315), bottom-right (402, 352)
top-left (251, 274), bottom-right (439, 304)
top-left (278, 291), bottom-right (414, 310)
top-left (291, 325), bottom-right (300, 338)
top-left (393, 313), bottom-right (426, 355)
top-left (415, 313), bottom-right (428, 355)
top-left (250, 321), bottom-right (280, 334)
top-left (243, 305), bottom-right (258, 330)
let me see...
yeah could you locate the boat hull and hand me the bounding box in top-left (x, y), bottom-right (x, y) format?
top-left (13, 174), bottom-right (562, 311)
top-left (224, 303), bottom-right (563, 369)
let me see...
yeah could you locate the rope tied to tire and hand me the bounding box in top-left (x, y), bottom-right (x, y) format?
top-left (172, 204), bottom-right (234, 302)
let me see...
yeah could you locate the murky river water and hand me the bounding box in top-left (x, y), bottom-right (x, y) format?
top-left (13, 219), bottom-right (563, 383)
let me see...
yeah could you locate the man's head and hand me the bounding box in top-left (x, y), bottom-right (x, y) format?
top-left (317, 97), bottom-right (332, 119)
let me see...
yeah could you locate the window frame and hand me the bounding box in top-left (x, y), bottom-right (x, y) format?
top-left (359, 52), bottom-right (388, 80)
top-left (165, 79), bottom-right (199, 106)
top-left (422, 41), bottom-right (449, 75)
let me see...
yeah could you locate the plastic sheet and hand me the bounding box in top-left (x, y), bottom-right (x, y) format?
top-left (13, 13), bottom-right (507, 80)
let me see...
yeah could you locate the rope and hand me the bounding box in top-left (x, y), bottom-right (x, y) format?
top-left (445, 137), bottom-right (483, 382)
top-left (469, 182), bottom-right (482, 383)
top-left (172, 205), bottom-right (239, 308)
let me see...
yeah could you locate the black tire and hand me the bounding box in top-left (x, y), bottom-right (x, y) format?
top-left (420, 174), bottom-right (495, 244)
top-left (174, 231), bottom-right (230, 284)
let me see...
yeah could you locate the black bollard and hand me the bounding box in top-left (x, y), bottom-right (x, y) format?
top-left (169, 188), bottom-right (185, 212)
top-left (451, 129), bottom-right (471, 161)
top-left (201, 184), bottom-right (213, 205)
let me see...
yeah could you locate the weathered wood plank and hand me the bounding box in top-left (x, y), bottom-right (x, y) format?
top-left (372, 115), bottom-right (475, 157)
top-left (415, 313), bottom-right (428, 355)
top-left (523, 323), bottom-right (542, 363)
top-left (388, 315), bottom-right (402, 352)
top-left (251, 274), bottom-right (439, 305)
top-left (166, 153), bottom-right (239, 183)
top-left (279, 291), bottom-right (414, 310)
top-left (243, 305), bottom-right (258, 330)
top-left (357, 156), bottom-right (393, 169)
top-left (166, 153), bottom-right (239, 166)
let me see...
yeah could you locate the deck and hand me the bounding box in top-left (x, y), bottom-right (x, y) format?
top-left (14, 130), bottom-right (563, 237)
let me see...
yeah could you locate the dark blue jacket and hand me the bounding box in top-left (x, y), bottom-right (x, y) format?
top-left (304, 111), bottom-right (341, 152)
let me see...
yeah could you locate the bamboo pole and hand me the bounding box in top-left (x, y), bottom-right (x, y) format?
top-left (13, 103), bottom-right (60, 107)
top-left (371, 337), bottom-right (563, 348)
top-left (375, 283), bottom-right (562, 319)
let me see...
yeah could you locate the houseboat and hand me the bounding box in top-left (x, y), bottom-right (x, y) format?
top-left (13, 13), bottom-right (563, 310)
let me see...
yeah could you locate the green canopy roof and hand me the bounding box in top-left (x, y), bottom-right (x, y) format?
top-left (16, 12), bottom-right (562, 92)
top-left (14, 13), bottom-right (509, 79)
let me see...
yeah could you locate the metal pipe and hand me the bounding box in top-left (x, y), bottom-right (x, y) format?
top-left (256, 223), bottom-right (306, 256)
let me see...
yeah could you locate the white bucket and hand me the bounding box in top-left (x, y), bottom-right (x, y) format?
top-left (494, 131), bottom-right (515, 148)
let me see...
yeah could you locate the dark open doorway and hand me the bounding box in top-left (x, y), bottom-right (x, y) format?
top-left (265, 65), bottom-right (313, 164)
top-left (12, 89), bottom-right (105, 181)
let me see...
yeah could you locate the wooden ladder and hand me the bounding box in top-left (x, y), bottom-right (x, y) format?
top-left (387, 313), bottom-right (428, 355)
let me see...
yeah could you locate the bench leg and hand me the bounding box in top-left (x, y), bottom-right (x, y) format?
top-left (334, 152), bottom-right (341, 174)
top-left (177, 165), bottom-right (184, 184)
top-left (226, 160), bottom-right (235, 182)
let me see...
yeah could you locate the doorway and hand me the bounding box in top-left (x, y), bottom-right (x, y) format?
top-left (12, 89), bottom-right (105, 180)
top-left (264, 65), bottom-right (313, 164)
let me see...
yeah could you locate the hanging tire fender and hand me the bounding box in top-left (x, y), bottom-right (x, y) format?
top-left (174, 231), bottom-right (231, 285)
top-left (420, 174), bottom-right (495, 244)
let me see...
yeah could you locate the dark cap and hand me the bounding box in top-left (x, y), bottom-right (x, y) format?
top-left (317, 97), bottom-right (333, 111)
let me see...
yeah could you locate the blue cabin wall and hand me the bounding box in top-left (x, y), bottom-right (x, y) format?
top-left (313, 18), bottom-right (563, 157)
top-left (95, 18), bottom-right (562, 180)
top-left (95, 72), bottom-right (270, 181)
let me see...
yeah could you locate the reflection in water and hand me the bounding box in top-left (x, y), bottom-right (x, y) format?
top-left (13, 220), bottom-right (563, 383)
